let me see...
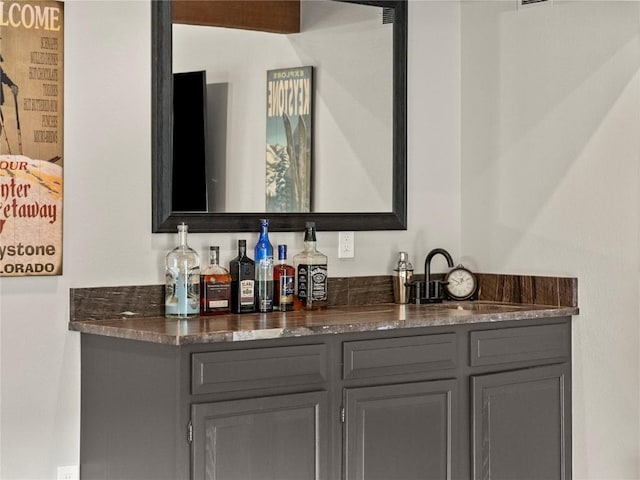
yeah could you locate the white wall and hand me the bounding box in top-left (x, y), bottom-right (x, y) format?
top-left (6, 1), bottom-right (636, 478)
top-left (461, 1), bottom-right (640, 478)
top-left (0, 1), bottom-right (461, 478)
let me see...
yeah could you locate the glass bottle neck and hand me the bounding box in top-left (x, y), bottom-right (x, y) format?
top-left (177, 229), bottom-right (189, 248)
top-left (237, 240), bottom-right (247, 257)
top-left (303, 227), bottom-right (316, 243)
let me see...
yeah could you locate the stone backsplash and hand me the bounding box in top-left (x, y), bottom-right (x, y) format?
top-left (70, 273), bottom-right (577, 322)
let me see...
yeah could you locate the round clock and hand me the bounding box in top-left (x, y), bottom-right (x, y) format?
top-left (444, 265), bottom-right (478, 301)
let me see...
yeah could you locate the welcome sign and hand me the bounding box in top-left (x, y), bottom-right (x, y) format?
top-left (0, 1), bottom-right (63, 277)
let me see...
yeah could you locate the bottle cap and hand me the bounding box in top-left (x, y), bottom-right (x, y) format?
top-left (394, 251), bottom-right (413, 271)
top-left (278, 244), bottom-right (287, 260)
top-left (304, 222), bottom-right (317, 242)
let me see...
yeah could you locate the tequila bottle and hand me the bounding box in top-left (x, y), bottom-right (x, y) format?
top-left (254, 219), bottom-right (274, 312)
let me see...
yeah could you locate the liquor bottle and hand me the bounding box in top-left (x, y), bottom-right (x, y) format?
top-left (273, 244), bottom-right (295, 311)
top-left (229, 240), bottom-right (256, 314)
top-left (254, 219), bottom-right (274, 312)
top-left (200, 246), bottom-right (232, 316)
top-left (293, 222), bottom-right (328, 310)
top-left (165, 223), bottom-right (200, 318)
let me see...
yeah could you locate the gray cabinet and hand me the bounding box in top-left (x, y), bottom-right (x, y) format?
top-left (468, 323), bottom-right (572, 480)
top-left (192, 391), bottom-right (329, 480)
top-left (471, 364), bottom-right (571, 480)
top-left (79, 317), bottom-right (572, 480)
top-left (341, 333), bottom-right (459, 480)
top-left (189, 344), bottom-right (330, 480)
top-left (344, 379), bottom-right (458, 480)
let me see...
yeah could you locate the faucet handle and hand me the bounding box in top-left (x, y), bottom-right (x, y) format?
top-left (433, 280), bottom-right (448, 301)
top-left (407, 280), bottom-right (422, 304)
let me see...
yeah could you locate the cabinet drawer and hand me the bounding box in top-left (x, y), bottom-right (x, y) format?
top-left (470, 323), bottom-right (569, 367)
top-left (192, 344), bottom-right (327, 395)
top-left (343, 333), bottom-right (457, 380)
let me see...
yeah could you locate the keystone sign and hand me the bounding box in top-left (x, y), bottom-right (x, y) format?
top-left (0, 0), bottom-right (63, 277)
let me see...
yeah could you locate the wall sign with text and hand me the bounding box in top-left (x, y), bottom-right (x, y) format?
top-left (0, 1), bottom-right (63, 277)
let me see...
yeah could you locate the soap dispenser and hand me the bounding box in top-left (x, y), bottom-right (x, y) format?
top-left (393, 252), bottom-right (413, 304)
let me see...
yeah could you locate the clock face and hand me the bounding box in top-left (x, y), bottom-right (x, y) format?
top-left (444, 267), bottom-right (477, 300)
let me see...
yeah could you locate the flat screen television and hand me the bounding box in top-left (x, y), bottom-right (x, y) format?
top-left (172, 70), bottom-right (208, 212)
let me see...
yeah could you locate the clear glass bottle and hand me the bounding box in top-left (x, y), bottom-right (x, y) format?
top-left (165, 223), bottom-right (200, 318)
top-left (200, 246), bottom-right (232, 316)
top-left (254, 219), bottom-right (274, 312)
top-left (229, 240), bottom-right (256, 314)
top-left (274, 244), bottom-right (295, 312)
top-left (293, 222), bottom-right (328, 310)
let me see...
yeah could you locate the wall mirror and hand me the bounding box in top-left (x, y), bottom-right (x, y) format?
top-left (151, 0), bottom-right (407, 232)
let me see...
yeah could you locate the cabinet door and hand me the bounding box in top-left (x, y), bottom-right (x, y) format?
top-left (471, 363), bottom-right (571, 480)
top-left (191, 391), bottom-right (328, 480)
top-left (344, 379), bottom-right (458, 480)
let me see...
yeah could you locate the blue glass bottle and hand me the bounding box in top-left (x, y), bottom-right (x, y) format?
top-left (254, 218), bottom-right (274, 312)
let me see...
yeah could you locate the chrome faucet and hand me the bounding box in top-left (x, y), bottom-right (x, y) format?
top-left (409, 248), bottom-right (454, 303)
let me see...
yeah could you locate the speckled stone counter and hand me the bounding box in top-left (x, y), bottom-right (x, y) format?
top-left (68, 274), bottom-right (578, 346)
top-left (68, 301), bottom-right (578, 346)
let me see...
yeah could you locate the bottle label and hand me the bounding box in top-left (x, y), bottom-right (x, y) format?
top-left (166, 268), bottom-right (199, 316)
top-left (240, 279), bottom-right (255, 306)
top-left (297, 265), bottom-right (308, 300)
top-left (297, 264), bottom-right (327, 302)
top-left (204, 283), bottom-right (230, 310)
top-left (256, 258), bottom-right (274, 312)
top-left (279, 274), bottom-right (294, 305)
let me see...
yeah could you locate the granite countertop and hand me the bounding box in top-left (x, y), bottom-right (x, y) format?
top-left (68, 301), bottom-right (579, 346)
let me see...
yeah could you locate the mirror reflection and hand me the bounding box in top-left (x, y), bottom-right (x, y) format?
top-left (151, 0), bottom-right (407, 232)
top-left (172, 0), bottom-right (392, 214)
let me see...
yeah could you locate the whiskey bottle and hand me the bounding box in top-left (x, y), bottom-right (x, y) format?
top-left (254, 218), bottom-right (274, 312)
top-left (200, 246), bottom-right (231, 316)
top-left (273, 244), bottom-right (295, 311)
top-left (293, 222), bottom-right (328, 310)
top-left (229, 240), bottom-right (255, 314)
top-left (165, 223), bottom-right (200, 318)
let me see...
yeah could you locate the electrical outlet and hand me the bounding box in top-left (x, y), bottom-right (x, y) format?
top-left (57, 465), bottom-right (79, 480)
top-left (338, 231), bottom-right (354, 259)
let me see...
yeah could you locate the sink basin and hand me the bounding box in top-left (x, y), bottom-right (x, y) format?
top-left (416, 302), bottom-right (525, 312)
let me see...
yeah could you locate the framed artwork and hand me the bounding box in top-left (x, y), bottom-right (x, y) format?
top-left (266, 66), bottom-right (313, 213)
top-left (0, 1), bottom-right (64, 276)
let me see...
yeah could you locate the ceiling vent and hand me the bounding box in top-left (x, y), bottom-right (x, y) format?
top-left (382, 7), bottom-right (394, 25)
top-left (518, 0), bottom-right (553, 8)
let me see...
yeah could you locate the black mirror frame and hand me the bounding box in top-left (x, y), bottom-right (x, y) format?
top-left (151, 0), bottom-right (407, 233)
